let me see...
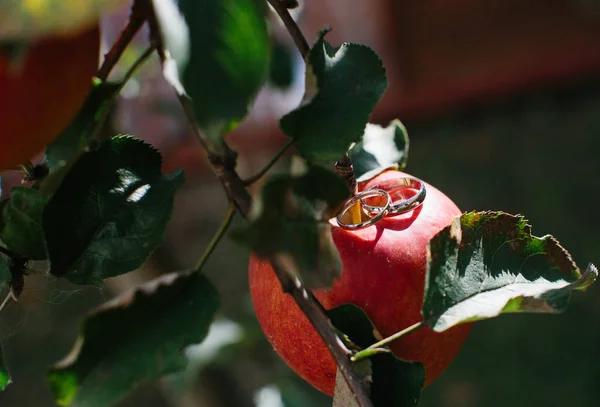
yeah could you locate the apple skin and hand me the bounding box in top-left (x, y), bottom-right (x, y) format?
top-left (0, 26), bottom-right (99, 170)
top-left (249, 169), bottom-right (472, 395)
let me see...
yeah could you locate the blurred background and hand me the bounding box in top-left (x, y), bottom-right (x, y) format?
top-left (2, 0), bottom-right (600, 406)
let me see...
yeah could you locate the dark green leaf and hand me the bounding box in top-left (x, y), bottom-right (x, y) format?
top-left (45, 81), bottom-right (120, 173)
top-left (349, 120), bottom-right (409, 182)
top-left (423, 211), bottom-right (598, 332)
top-left (269, 42), bottom-right (295, 89)
top-left (0, 187), bottom-right (47, 259)
top-left (0, 343), bottom-right (10, 391)
top-left (43, 136), bottom-right (185, 285)
top-left (280, 30), bottom-right (388, 165)
top-left (152, 0), bottom-right (269, 140)
top-left (329, 304), bottom-right (425, 407)
top-left (235, 165), bottom-right (349, 288)
top-left (48, 270), bottom-right (219, 407)
top-left (0, 258), bottom-right (10, 290)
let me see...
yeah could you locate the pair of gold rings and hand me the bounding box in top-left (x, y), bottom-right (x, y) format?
top-left (336, 177), bottom-right (426, 230)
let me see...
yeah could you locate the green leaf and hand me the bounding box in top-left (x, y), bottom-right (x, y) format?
top-left (235, 165), bottom-right (349, 288)
top-left (48, 270), bottom-right (219, 407)
top-left (45, 81), bottom-right (120, 173)
top-left (423, 211), bottom-right (598, 332)
top-left (0, 187), bottom-right (47, 259)
top-left (43, 136), bottom-right (185, 285)
top-left (269, 42), bottom-right (295, 89)
top-left (280, 30), bottom-right (388, 165)
top-left (152, 0), bottom-right (270, 140)
top-left (329, 304), bottom-right (425, 407)
top-left (0, 258), bottom-right (10, 290)
top-left (0, 343), bottom-right (10, 391)
top-left (0, 0), bottom-right (124, 39)
top-left (349, 120), bottom-right (409, 182)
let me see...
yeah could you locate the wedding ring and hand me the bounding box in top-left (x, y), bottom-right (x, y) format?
top-left (336, 188), bottom-right (391, 230)
top-left (362, 177), bottom-right (426, 216)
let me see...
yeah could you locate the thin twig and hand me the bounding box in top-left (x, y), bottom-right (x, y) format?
top-left (194, 204), bottom-right (236, 272)
top-left (120, 45), bottom-right (157, 85)
top-left (91, 44), bottom-right (157, 143)
top-left (267, 0), bottom-right (310, 58)
top-left (96, 0), bottom-right (148, 81)
top-left (243, 139), bottom-right (295, 185)
top-left (0, 291), bottom-right (12, 314)
top-left (351, 321), bottom-right (427, 363)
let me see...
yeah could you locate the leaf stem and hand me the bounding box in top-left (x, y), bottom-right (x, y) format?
top-left (267, 0), bottom-right (310, 58)
top-left (0, 291), bottom-right (12, 314)
top-left (92, 45), bottom-right (157, 143)
top-left (243, 139), bottom-right (295, 185)
top-left (351, 321), bottom-right (427, 363)
top-left (120, 45), bottom-right (157, 86)
top-left (194, 204), bottom-right (236, 272)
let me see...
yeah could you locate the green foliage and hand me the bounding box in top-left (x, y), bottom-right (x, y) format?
top-left (236, 165), bottom-right (349, 288)
top-left (349, 120), bottom-right (409, 182)
top-left (269, 42), bottom-right (295, 89)
top-left (329, 304), bottom-right (425, 406)
top-left (0, 0), bottom-right (122, 39)
top-left (0, 188), bottom-right (47, 259)
top-left (152, 0), bottom-right (270, 141)
top-left (0, 258), bottom-right (10, 289)
top-left (280, 29), bottom-right (388, 165)
top-left (0, 343), bottom-right (10, 391)
top-left (43, 136), bottom-right (185, 285)
top-left (48, 270), bottom-right (219, 407)
top-left (423, 211), bottom-right (598, 332)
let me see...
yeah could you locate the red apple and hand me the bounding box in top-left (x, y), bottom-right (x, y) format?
top-left (249, 169), bottom-right (472, 395)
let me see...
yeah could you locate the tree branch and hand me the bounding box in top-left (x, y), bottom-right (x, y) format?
top-left (96, 0), bottom-right (149, 81)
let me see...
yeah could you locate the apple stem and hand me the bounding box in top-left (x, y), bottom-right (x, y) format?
top-left (351, 321), bottom-right (427, 363)
top-left (335, 153), bottom-right (362, 223)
